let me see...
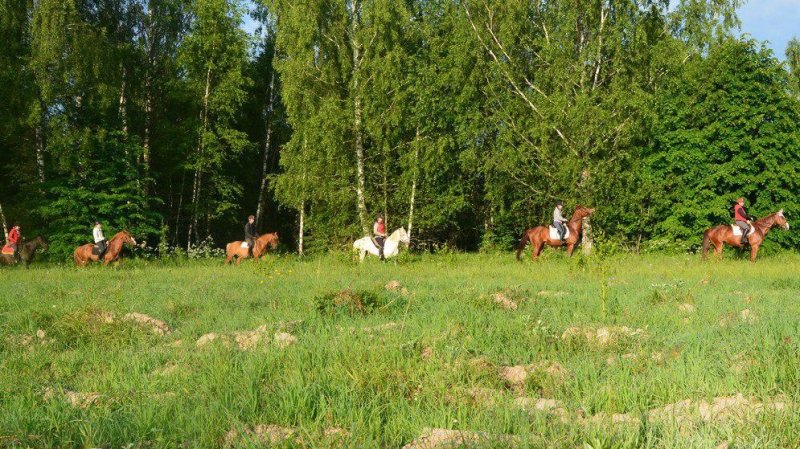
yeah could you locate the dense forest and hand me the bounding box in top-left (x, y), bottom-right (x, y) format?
top-left (1, 0), bottom-right (800, 258)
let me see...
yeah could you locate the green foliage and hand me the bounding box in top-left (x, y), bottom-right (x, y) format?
top-left (38, 131), bottom-right (160, 259)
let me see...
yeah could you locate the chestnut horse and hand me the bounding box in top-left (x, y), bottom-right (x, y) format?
top-left (702, 210), bottom-right (789, 262)
top-left (225, 232), bottom-right (279, 265)
top-left (0, 236), bottom-right (48, 266)
top-left (73, 230), bottom-right (137, 266)
top-left (516, 205), bottom-right (595, 260)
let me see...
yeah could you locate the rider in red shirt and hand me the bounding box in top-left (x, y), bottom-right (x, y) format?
top-left (373, 215), bottom-right (386, 260)
top-left (7, 225), bottom-right (21, 254)
top-left (733, 197), bottom-right (754, 244)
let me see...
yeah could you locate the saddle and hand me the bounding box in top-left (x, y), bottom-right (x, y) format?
top-left (91, 245), bottom-right (106, 256)
top-left (1, 244), bottom-right (15, 255)
top-left (730, 225), bottom-right (755, 237)
top-left (240, 241), bottom-right (249, 249)
top-left (548, 226), bottom-right (570, 240)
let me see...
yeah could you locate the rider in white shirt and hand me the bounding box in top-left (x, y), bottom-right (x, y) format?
top-left (93, 221), bottom-right (107, 258)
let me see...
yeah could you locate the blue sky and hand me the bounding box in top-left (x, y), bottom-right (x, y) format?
top-left (242, 1), bottom-right (800, 59)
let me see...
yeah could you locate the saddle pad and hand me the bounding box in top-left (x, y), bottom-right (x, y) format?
top-left (731, 225), bottom-right (755, 236)
top-left (1, 245), bottom-right (14, 255)
top-left (549, 226), bottom-right (570, 240)
top-left (240, 241), bottom-right (249, 248)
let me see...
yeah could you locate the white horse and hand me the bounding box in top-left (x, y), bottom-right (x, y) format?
top-left (353, 227), bottom-right (410, 262)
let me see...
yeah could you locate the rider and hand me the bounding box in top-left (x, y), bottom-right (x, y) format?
top-left (373, 214), bottom-right (386, 260)
top-left (734, 197), bottom-right (755, 245)
top-left (93, 221), bottom-right (108, 259)
top-left (553, 201), bottom-right (567, 243)
top-left (7, 224), bottom-right (21, 255)
top-left (244, 215), bottom-right (258, 257)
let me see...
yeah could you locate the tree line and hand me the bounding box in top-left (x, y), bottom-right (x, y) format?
top-left (1, 0), bottom-right (800, 259)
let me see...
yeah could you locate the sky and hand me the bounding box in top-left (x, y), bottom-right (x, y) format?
top-left (241, 1), bottom-right (800, 59)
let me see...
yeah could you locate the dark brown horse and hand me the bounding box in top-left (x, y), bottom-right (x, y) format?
top-left (73, 230), bottom-right (137, 266)
top-left (516, 205), bottom-right (595, 260)
top-left (702, 210), bottom-right (789, 262)
top-left (0, 236), bottom-right (48, 266)
top-left (225, 232), bottom-right (279, 265)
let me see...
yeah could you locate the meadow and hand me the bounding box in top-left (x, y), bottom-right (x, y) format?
top-left (1, 251), bottom-right (799, 448)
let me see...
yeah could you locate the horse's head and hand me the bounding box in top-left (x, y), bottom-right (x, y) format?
top-left (572, 205), bottom-right (595, 220)
top-left (775, 209), bottom-right (790, 230)
top-left (117, 230), bottom-right (137, 246)
top-left (35, 236), bottom-right (49, 251)
top-left (268, 232), bottom-right (279, 249)
top-left (394, 227), bottom-right (410, 245)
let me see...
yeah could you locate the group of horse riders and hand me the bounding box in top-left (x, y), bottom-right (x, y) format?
top-left (0, 196), bottom-right (772, 263)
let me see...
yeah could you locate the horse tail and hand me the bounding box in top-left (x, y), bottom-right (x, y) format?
top-left (701, 230), bottom-right (711, 260)
top-left (516, 231), bottom-right (530, 261)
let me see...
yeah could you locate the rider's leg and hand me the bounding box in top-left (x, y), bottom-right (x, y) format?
top-left (736, 220), bottom-right (749, 244)
top-left (376, 237), bottom-right (385, 260)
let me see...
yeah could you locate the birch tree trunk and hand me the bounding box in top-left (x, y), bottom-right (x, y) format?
top-left (298, 198), bottom-right (305, 256)
top-left (187, 66), bottom-right (212, 250)
top-left (350, 0), bottom-right (368, 234)
top-left (255, 69), bottom-right (276, 228)
top-left (118, 65), bottom-right (128, 135)
top-left (581, 169), bottom-right (593, 255)
top-left (407, 128), bottom-right (420, 242)
top-left (142, 1), bottom-right (155, 191)
top-left (35, 101), bottom-right (46, 183)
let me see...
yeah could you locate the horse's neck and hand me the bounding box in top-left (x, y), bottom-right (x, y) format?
top-left (569, 215), bottom-right (584, 233)
top-left (755, 216), bottom-right (776, 234)
top-left (109, 235), bottom-right (124, 252)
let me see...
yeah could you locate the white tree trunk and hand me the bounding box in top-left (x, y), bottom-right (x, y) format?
top-left (256, 69), bottom-right (276, 228)
top-left (407, 128), bottom-right (420, 242)
top-left (188, 66), bottom-right (212, 250)
top-left (142, 1), bottom-right (154, 191)
top-left (118, 65), bottom-right (128, 135)
top-left (351, 0), bottom-right (368, 234)
top-left (35, 102), bottom-right (46, 183)
top-left (298, 199), bottom-right (305, 256)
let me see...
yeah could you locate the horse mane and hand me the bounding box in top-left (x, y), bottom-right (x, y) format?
top-left (110, 230), bottom-right (130, 241)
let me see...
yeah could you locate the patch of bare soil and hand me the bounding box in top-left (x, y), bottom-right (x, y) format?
top-left (196, 332), bottom-right (230, 348)
top-left (678, 303), bottom-right (695, 314)
top-left (5, 329), bottom-right (51, 350)
top-left (123, 313), bottom-right (171, 335)
top-left (491, 292), bottom-right (518, 310)
top-left (561, 326), bottom-right (645, 347)
top-left (232, 325), bottom-right (269, 350)
top-left (420, 346), bottom-right (434, 359)
top-left (537, 290), bottom-right (568, 297)
top-left (514, 397), bottom-right (571, 422)
top-left (152, 362), bottom-right (180, 377)
top-left (649, 393), bottom-right (786, 423)
top-left (498, 361), bottom-right (572, 388)
top-left (273, 332), bottom-right (297, 348)
top-left (739, 309), bottom-right (757, 323)
top-left (402, 428), bottom-right (520, 449)
top-left (385, 280), bottom-right (409, 295)
top-left (43, 387), bottom-right (101, 409)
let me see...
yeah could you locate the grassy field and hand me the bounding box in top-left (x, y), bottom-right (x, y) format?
top-left (1, 251), bottom-right (799, 448)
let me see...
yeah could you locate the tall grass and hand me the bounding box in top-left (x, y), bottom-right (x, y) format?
top-left (1, 252), bottom-right (799, 448)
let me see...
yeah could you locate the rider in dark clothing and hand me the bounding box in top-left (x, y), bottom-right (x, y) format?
top-left (373, 215), bottom-right (386, 261)
top-left (244, 215), bottom-right (258, 257)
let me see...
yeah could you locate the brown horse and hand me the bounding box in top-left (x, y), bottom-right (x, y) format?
top-left (73, 230), bottom-right (137, 266)
top-left (225, 232), bottom-right (279, 265)
top-left (0, 236), bottom-right (49, 267)
top-left (702, 210), bottom-right (789, 262)
top-left (516, 205), bottom-right (595, 260)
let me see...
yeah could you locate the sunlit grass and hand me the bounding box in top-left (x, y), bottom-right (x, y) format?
top-left (1, 252), bottom-right (799, 448)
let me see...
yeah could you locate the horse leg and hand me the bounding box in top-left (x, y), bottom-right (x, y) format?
top-left (360, 250), bottom-right (366, 262)
top-left (714, 242), bottom-right (723, 258)
top-left (566, 243), bottom-right (575, 257)
top-left (532, 240), bottom-right (543, 260)
top-left (749, 244), bottom-right (760, 263)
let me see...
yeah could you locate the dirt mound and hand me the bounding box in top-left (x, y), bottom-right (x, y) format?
top-left (740, 309), bottom-right (757, 323)
top-left (499, 361), bottom-right (571, 387)
top-left (196, 332), bottom-right (229, 348)
top-left (385, 280), bottom-right (409, 294)
top-left (273, 332), bottom-right (297, 348)
top-left (43, 387), bottom-right (101, 409)
top-left (6, 329), bottom-right (50, 350)
top-left (233, 325), bottom-right (269, 350)
top-left (421, 346), bottom-right (434, 359)
top-left (649, 393), bottom-right (786, 423)
top-left (123, 313), bottom-right (171, 335)
top-left (402, 428), bottom-right (519, 449)
top-left (561, 326), bottom-right (645, 347)
top-left (223, 424), bottom-right (295, 448)
top-left (491, 292), bottom-right (518, 310)
top-left (316, 289), bottom-right (382, 315)
top-left (678, 303), bottom-right (695, 314)
top-left (538, 290), bottom-right (567, 297)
